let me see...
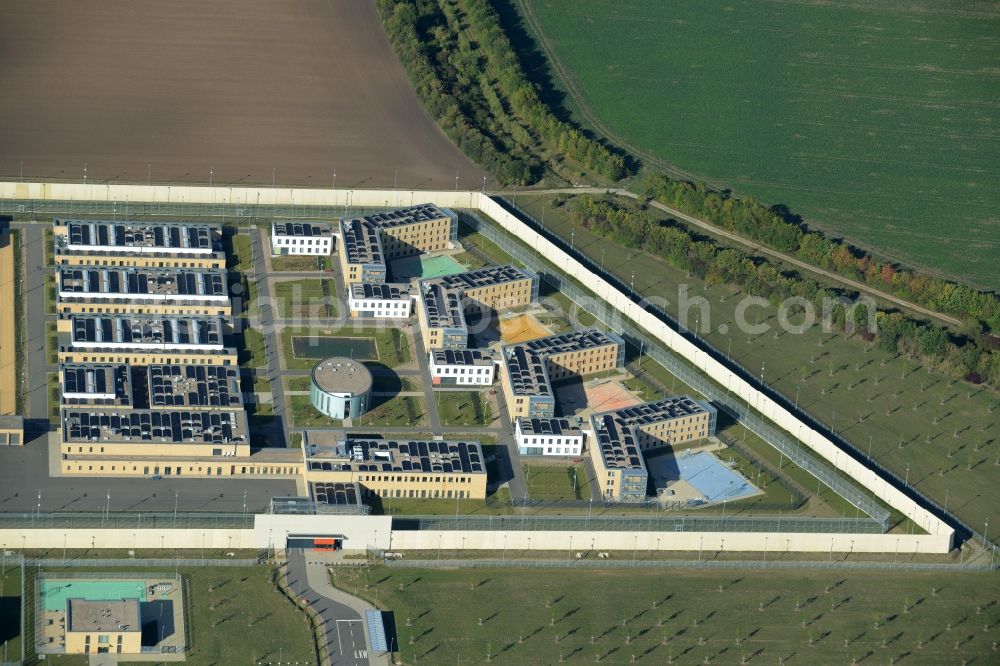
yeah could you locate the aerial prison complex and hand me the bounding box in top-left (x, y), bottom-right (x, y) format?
top-left (48, 208), bottom-right (719, 507)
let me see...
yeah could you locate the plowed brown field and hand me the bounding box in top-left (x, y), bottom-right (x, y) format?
top-left (0, 0), bottom-right (485, 189)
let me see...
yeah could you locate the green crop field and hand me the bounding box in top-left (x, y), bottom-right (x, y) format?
top-left (522, 0), bottom-right (1000, 289)
top-left (337, 565), bottom-right (998, 665)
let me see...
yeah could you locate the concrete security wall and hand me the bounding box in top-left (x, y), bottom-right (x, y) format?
top-left (0, 528), bottom-right (254, 550)
top-left (254, 514), bottom-right (393, 551)
top-left (390, 530), bottom-right (941, 556)
top-left (0, 181), bottom-right (954, 553)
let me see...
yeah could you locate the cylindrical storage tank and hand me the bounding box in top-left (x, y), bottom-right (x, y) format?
top-left (309, 357), bottom-right (373, 420)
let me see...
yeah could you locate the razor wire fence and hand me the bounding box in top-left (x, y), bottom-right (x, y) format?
top-left (462, 209), bottom-right (892, 530)
top-left (390, 514), bottom-right (883, 534)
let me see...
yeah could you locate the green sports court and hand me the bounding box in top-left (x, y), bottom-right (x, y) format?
top-left (388, 253), bottom-right (467, 281)
top-left (40, 579), bottom-right (147, 611)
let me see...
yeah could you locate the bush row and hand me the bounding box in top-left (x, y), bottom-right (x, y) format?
top-left (569, 195), bottom-right (1000, 388)
top-left (644, 174), bottom-right (1000, 333)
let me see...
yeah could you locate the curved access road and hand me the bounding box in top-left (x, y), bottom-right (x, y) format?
top-left (498, 187), bottom-right (963, 328)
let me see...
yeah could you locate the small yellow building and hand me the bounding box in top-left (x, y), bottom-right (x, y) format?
top-left (65, 599), bottom-right (142, 655)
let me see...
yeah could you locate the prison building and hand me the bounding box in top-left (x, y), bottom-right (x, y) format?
top-left (57, 315), bottom-right (236, 366)
top-left (428, 348), bottom-right (496, 386)
top-left (348, 282), bottom-right (411, 319)
top-left (338, 219), bottom-right (387, 284)
top-left (355, 203), bottom-right (457, 259)
top-left (431, 265), bottom-right (538, 311)
top-left (271, 220), bottom-right (335, 256)
top-left (302, 430), bottom-right (487, 500)
top-left (417, 281), bottom-right (468, 350)
top-left (308, 481), bottom-right (366, 514)
top-left (500, 344), bottom-right (556, 418)
top-left (500, 329), bottom-right (625, 418)
top-left (145, 364), bottom-right (243, 411)
top-left (600, 396), bottom-right (717, 452)
top-left (65, 598), bottom-right (141, 655)
top-left (53, 219), bottom-right (225, 268)
top-left (56, 266), bottom-right (231, 316)
top-left (0, 415), bottom-right (24, 447)
top-left (60, 364), bottom-right (132, 408)
top-left (60, 407), bottom-right (249, 460)
top-left (514, 417), bottom-right (585, 457)
top-left (588, 412), bottom-right (649, 502)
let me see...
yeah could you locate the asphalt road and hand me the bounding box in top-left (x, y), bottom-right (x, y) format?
top-left (0, 437), bottom-right (296, 513)
top-left (249, 227), bottom-right (290, 448)
top-left (285, 550), bottom-right (371, 666)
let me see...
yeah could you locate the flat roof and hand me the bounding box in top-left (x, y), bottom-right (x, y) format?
top-left (62, 407), bottom-right (247, 445)
top-left (311, 358), bottom-right (373, 396)
top-left (56, 219), bottom-right (220, 254)
top-left (69, 315), bottom-right (224, 347)
top-left (61, 364), bottom-right (132, 407)
top-left (309, 481), bottom-right (363, 507)
top-left (420, 282), bottom-right (467, 330)
top-left (603, 396), bottom-right (710, 427)
top-left (340, 219), bottom-right (385, 266)
top-left (273, 220), bottom-right (333, 237)
top-left (349, 282), bottom-right (408, 300)
top-left (503, 345), bottom-right (551, 396)
top-left (590, 413), bottom-right (646, 471)
top-left (304, 432), bottom-right (485, 475)
top-left (353, 203), bottom-right (454, 231)
top-left (516, 416), bottom-right (583, 437)
top-left (67, 598), bottom-right (140, 633)
top-left (58, 265), bottom-right (227, 299)
top-left (431, 264), bottom-right (534, 291)
top-left (431, 348), bottom-right (493, 366)
top-left (521, 329), bottom-right (623, 356)
top-left (147, 364), bottom-right (242, 409)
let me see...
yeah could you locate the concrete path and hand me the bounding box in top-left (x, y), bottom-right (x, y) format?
top-left (249, 228), bottom-right (290, 448)
top-left (285, 550), bottom-right (390, 666)
top-left (410, 328), bottom-right (442, 434)
top-left (20, 224), bottom-right (47, 435)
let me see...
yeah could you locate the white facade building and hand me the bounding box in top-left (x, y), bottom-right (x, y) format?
top-left (271, 221), bottom-right (334, 256)
top-left (348, 283), bottom-right (412, 319)
top-left (515, 417), bottom-right (585, 456)
top-left (429, 349), bottom-right (495, 386)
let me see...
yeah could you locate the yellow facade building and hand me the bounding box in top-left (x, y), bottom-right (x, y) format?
top-left (64, 599), bottom-right (142, 655)
top-left (302, 431), bottom-right (488, 500)
top-left (53, 219), bottom-right (226, 268)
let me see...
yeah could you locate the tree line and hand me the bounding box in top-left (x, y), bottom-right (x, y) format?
top-left (377, 0), bottom-right (625, 185)
top-left (644, 174), bottom-right (1000, 336)
top-left (568, 195), bottom-right (1000, 388)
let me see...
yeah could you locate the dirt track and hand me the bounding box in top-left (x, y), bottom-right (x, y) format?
top-left (0, 0), bottom-right (485, 189)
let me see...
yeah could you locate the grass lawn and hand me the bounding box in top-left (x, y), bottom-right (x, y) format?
top-left (42, 227), bottom-right (54, 267)
top-left (288, 394), bottom-right (335, 428)
top-left (44, 273), bottom-right (55, 314)
top-left (437, 391), bottom-right (493, 426)
top-left (226, 233), bottom-right (254, 272)
top-left (522, 0), bottom-right (998, 288)
top-left (286, 376), bottom-right (313, 392)
top-left (45, 321), bottom-right (57, 364)
top-left (273, 278), bottom-right (337, 319)
top-left (270, 254), bottom-right (329, 272)
top-left (524, 464), bottom-right (586, 500)
top-left (31, 565), bottom-right (314, 665)
top-left (337, 566), bottom-right (998, 666)
top-left (47, 372), bottom-right (59, 423)
top-left (280, 326), bottom-right (410, 370)
top-left (237, 327), bottom-right (267, 368)
top-left (502, 194), bottom-right (993, 536)
top-left (0, 559), bottom-right (21, 662)
top-left (356, 395), bottom-right (428, 428)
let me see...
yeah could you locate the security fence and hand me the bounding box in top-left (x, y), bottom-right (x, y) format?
top-left (463, 209), bottom-right (892, 530)
top-left (384, 557), bottom-right (997, 573)
top-left (391, 514), bottom-right (883, 534)
top-left (0, 511), bottom-right (253, 530)
top-left (25, 558), bottom-right (260, 568)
